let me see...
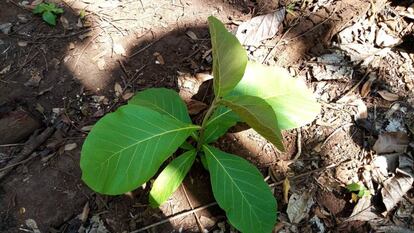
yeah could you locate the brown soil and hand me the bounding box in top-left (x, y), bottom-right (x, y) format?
top-left (1, 0), bottom-right (413, 232)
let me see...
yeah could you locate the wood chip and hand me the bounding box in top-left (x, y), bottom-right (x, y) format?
top-left (64, 143), bottom-right (77, 151)
top-left (378, 90), bottom-right (399, 101)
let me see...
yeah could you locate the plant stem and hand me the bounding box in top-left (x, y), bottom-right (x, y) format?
top-left (196, 98), bottom-right (218, 151)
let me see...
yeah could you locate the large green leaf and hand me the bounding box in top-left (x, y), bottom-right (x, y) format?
top-left (80, 105), bottom-right (199, 195)
top-left (204, 106), bottom-right (240, 143)
top-left (149, 150), bottom-right (196, 207)
top-left (220, 95), bottom-right (284, 151)
top-left (203, 145), bottom-right (277, 233)
top-left (208, 16), bottom-right (247, 97)
top-left (129, 88), bottom-right (191, 123)
top-left (231, 62), bottom-right (320, 130)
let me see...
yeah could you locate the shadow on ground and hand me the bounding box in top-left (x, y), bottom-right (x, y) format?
top-left (2, 0), bottom-right (411, 232)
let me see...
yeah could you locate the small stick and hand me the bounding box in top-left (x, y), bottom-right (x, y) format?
top-left (291, 129), bottom-right (302, 161)
top-left (0, 143), bottom-right (25, 147)
top-left (269, 160), bottom-right (349, 187)
top-left (321, 123), bottom-right (354, 148)
top-left (3, 51), bottom-right (40, 78)
top-left (0, 153), bottom-right (38, 172)
top-left (129, 38), bottom-right (160, 58)
top-left (36, 28), bottom-right (93, 39)
top-left (0, 126), bottom-right (55, 180)
top-left (182, 185), bottom-right (205, 232)
top-left (336, 72), bottom-right (369, 103)
top-left (130, 202), bottom-right (217, 233)
top-left (118, 59), bottom-right (132, 80)
top-left (74, 31), bottom-right (103, 71)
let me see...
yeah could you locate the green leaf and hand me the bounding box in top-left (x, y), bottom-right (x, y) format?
top-left (200, 153), bottom-right (208, 170)
top-left (220, 95), bottom-right (285, 151)
top-left (231, 62), bottom-right (320, 130)
top-left (346, 182), bottom-right (362, 192)
top-left (203, 145), bottom-right (277, 233)
top-left (80, 104), bottom-right (199, 195)
top-left (50, 5), bottom-right (64, 14)
top-left (204, 106), bottom-right (240, 143)
top-left (149, 150), bottom-right (196, 207)
top-left (346, 182), bottom-right (368, 197)
top-left (208, 16), bottom-right (247, 97)
top-left (129, 88), bottom-right (192, 124)
top-left (42, 11), bottom-right (57, 26)
top-left (33, 3), bottom-right (47, 14)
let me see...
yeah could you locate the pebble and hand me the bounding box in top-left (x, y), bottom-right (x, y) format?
top-left (0, 23), bottom-right (12, 35)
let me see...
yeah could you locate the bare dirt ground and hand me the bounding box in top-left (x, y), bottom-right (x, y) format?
top-left (0, 0), bottom-right (414, 232)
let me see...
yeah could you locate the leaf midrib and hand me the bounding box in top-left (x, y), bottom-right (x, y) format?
top-left (138, 99), bottom-right (182, 122)
top-left (206, 109), bottom-right (232, 127)
top-left (222, 99), bottom-right (279, 140)
top-left (99, 125), bottom-right (199, 166)
top-left (204, 146), bottom-right (261, 230)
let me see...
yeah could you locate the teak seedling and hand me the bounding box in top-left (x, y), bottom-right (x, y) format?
top-left (33, 2), bottom-right (64, 26)
top-left (80, 16), bottom-right (320, 233)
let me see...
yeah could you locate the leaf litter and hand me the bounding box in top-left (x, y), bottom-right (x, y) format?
top-left (236, 8), bottom-right (285, 46)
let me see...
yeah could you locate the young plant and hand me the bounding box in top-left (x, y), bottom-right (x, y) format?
top-left (33, 2), bottom-right (64, 26)
top-left (80, 16), bottom-right (320, 233)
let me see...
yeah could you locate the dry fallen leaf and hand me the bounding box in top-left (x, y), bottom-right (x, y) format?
top-left (378, 90), bottom-right (399, 101)
top-left (236, 8), bottom-right (285, 46)
top-left (351, 98), bottom-right (368, 120)
top-left (361, 75), bottom-right (376, 98)
top-left (81, 125), bottom-right (94, 132)
top-left (31, 0), bottom-right (43, 6)
top-left (114, 82), bottom-right (123, 97)
top-left (346, 195), bottom-right (379, 222)
top-left (373, 132), bottom-right (409, 154)
top-left (25, 219), bottom-right (41, 233)
top-left (60, 16), bottom-right (70, 30)
top-left (186, 30), bottom-right (198, 40)
top-left (80, 202), bottom-right (90, 223)
top-left (186, 99), bottom-right (208, 115)
top-left (122, 92), bottom-right (134, 100)
top-left (382, 169), bottom-right (413, 212)
top-left (64, 143), bottom-right (77, 151)
top-left (35, 103), bottom-right (45, 114)
top-left (286, 192), bottom-right (314, 223)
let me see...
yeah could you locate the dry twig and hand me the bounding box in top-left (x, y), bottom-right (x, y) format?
top-left (0, 126), bottom-right (55, 180)
top-left (130, 202), bottom-right (217, 233)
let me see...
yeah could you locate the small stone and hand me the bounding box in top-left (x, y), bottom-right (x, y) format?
top-left (0, 23), bottom-right (12, 34)
top-left (17, 14), bottom-right (29, 23)
top-left (18, 41), bottom-right (28, 47)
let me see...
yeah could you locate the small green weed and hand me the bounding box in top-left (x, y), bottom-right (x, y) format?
top-left (33, 2), bottom-right (64, 26)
